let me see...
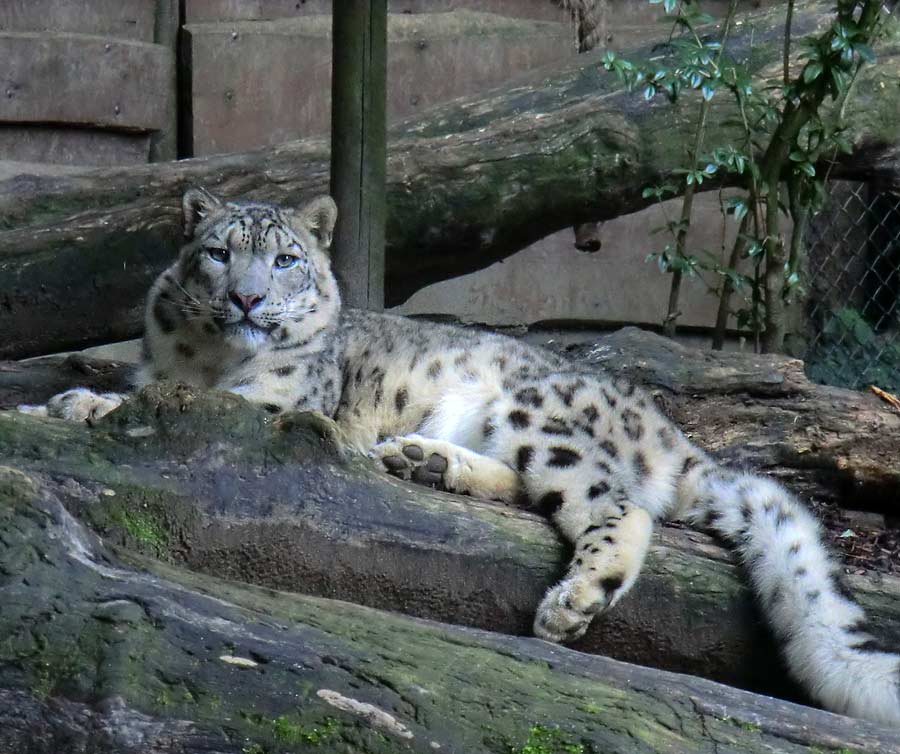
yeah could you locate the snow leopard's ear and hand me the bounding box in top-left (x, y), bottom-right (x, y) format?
top-left (293, 195), bottom-right (338, 251)
top-left (182, 187), bottom-right (223, 239)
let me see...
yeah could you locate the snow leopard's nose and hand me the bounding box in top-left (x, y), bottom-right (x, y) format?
top-left (229, 292), bottom-right (265, 314)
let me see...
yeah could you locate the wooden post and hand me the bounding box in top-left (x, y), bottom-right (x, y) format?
top-left (329, 2), bottom-right (387, 311)
top-left (150, 0), bottom-right (181, 162)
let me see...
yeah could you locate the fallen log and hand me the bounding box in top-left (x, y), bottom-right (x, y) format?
top-left (2, 466), bottom-right (900, 754)
top-left (1, 328), bottom-right (898, 709)
top-left (0, 352), bottom-right (132, 409)
top-left (567, 328), bottom-right (900, 509)
top-left (4, 327), bottom-right (899, 507)
top-left (1, 0), bottom-right (898, 358)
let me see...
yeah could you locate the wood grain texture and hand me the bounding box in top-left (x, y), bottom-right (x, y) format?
top-left (0, 32), bottom-right (175, 132)
top-left (0, 0), bottom-right (156, 41)
top-left (330, 1), bottom-right (388, 309)
top-left (0, 126), bottom-right (151, 166)
top-left (183, 12), bottom-right (570, 154)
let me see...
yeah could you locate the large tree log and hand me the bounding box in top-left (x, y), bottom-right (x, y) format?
top-left (4, 328), bottom-right (899, 507)
top-left (1, 1), bottom-right (898, 358)
top-left (566, 329), bottom-right (900, 509)
top-left (1, 329), bottom-right (898, 709)
top-left (3, 468), bottom-right (899, 754)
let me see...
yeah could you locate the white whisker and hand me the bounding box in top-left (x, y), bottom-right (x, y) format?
top-left (171, 277), bottom-right (204, 306)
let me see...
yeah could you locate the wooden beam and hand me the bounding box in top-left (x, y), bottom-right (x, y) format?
top-left (149, 0), bottom-right (181, 162)
top-left (329, 1), bottom-right (387, 310)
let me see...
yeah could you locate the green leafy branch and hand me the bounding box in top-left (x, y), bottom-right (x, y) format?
top-left (602, 0), bottom-right (891, 352)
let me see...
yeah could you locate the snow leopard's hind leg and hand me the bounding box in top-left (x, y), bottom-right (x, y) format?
top-left (678, 456), bottom-right (900, 725)
top-left (481, 373), bottom-right (683, 642)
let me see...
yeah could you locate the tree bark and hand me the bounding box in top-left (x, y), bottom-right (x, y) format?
top-left (565, 328), bottom-right (900, 509)
top-left (1, 328), bottom-right (898, 709)
top-left (1, 1), bottom-right (898, 358)
top-left (3, 468), bottom-right (899, 754)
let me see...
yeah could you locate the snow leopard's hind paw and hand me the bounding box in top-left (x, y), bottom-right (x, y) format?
top-left (370, 434), bottom-right (520, 503)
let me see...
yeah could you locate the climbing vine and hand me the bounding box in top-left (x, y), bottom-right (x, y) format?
top-left (602, 0), bottom-right (893, 351)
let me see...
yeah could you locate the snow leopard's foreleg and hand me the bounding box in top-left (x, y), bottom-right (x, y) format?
top-left (19, 388), bottom-right (127, 424)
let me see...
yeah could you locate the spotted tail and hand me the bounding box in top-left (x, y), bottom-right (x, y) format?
top-left (679, 460), bottom-right (900, 725)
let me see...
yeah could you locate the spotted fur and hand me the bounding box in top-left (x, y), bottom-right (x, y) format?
top-left (28, 189), bottom-right (900, 726)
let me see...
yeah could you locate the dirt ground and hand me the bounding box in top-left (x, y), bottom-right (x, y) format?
top-left (814, 500), bottom-right (900, 577)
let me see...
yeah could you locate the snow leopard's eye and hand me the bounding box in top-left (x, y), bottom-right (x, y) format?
top-left (274, 254), bottom-right (300, 269)
top-left (207, 247), bottom-right (229, 264)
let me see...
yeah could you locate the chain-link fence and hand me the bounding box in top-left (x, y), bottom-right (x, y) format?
top-left (803, 181), bottom-right (900, 392)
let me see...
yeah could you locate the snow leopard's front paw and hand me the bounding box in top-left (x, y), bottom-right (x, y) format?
top-left (533, 573), bottom-right (616, 643)
top-left (42, 388), bottom-right (124, 424)
top-left (370, 436), bottom-right (450, 489)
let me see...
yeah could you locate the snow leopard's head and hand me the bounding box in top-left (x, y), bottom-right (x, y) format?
top-left (169, 187), bottom-right (340, 349)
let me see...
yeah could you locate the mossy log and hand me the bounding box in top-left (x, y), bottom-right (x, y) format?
top-left (1, 329), bottom-right (899, 716)
top-left (2, 1), bottom-right (899, 358)
top-left (4, 466), bottom-right (900, 754)
top-left (4, 327), bottom-right (900, 508)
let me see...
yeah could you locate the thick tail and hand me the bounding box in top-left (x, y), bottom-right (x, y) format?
top-left (679, 458), bottom-right (900, 725)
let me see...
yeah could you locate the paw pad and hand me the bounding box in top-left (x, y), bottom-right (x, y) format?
top-left (410, 453), bottom-right (448, 487)
top-left (402, 444), bottom-right (424, 461)
top-left (381, 455), bottom-right (408, 473)
top-left (372, 440), bottom-right (450, 491)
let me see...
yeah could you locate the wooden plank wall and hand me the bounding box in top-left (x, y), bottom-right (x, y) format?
top-left (0, 0), bottom-right (177, 166)
top-left (182, 2), bottom-right (574, 156)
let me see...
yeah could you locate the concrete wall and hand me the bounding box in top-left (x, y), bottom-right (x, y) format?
top-left (396, 193), bottom-right (745, 329)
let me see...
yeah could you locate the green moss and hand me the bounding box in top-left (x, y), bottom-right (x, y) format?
top-left (511, 725), bottom-right (584, 754)
top-left (241, 711), bottom-right (340, 749)
top-left (273, 715), bottom-right (338, 744)
top-left (75, 482), bottom-right (203, 561)
top-left (115, 507), bottom-right (168, 550)
top-left (0, 466), bottom-right (39, 504)
top-left (21, 636), bottom-right (90, 701)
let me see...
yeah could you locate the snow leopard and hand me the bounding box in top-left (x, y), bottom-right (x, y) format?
top-left (25, 187), bottom-right (900, 726)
